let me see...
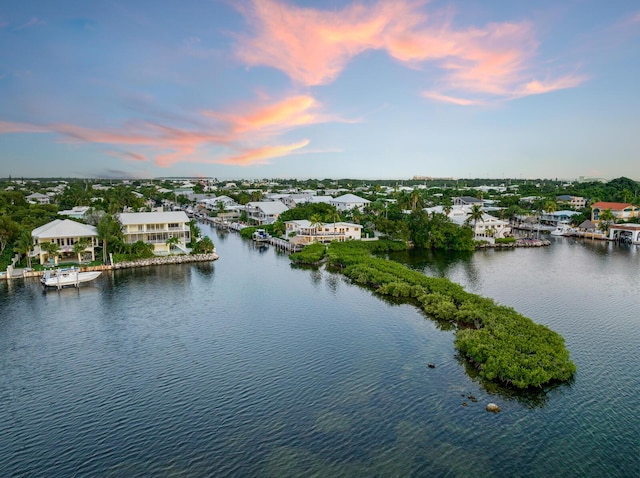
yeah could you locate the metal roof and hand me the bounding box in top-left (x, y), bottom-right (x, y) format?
top-left (32, 219), bottom-right (98, 239)
top-left (118, 211), bottom-right (190, 225)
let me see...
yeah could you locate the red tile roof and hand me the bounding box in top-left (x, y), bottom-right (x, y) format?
top-left (591, 202), bottom-right (634, 210)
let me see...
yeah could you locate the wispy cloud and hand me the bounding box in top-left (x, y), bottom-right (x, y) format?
top-left (13, 17), bottom-right (45, 31)
top-left (106, 150), bottom-right (148, 162)
top-left (217, 139), bottom-right (310, 166)
top-left (421, 91), bottom-right (483, 106)
top-left (235, 0), bottom-right (585, 103)
top-left (0, 94), bottom-right (330, 167)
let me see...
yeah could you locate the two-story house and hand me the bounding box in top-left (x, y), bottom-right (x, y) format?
top-left (118, 211), bottom-right (191, 254)
top-left (31, 219), bottom-right (99, 264)
top-left (245, 201), bottom-right (289, 225)
top-left (285, 220), bottom-right (362, 245)
top-left (591, 202), bottom-right (639, 223)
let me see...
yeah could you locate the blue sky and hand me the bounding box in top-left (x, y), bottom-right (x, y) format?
top-left (0, 0), bottom-right (638, 180)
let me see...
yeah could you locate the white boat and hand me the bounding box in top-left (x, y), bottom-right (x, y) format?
top-left (41, 267), bottom-right (102, 288)
top-left (550, 222), bottom-right (574, 236)
top-left (252, 229), bottom-right (270, 243)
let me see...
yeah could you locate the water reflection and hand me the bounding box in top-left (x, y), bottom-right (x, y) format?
top-left (1, 225), bottom-right (638, 477)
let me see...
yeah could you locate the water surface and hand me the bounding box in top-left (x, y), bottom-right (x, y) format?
top-left (1, 228), bottom-right (638, 476)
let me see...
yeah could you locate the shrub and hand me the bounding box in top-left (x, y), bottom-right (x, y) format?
top-left (290, 242), bottom-right (326, 265)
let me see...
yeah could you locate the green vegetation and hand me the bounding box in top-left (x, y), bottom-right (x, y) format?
top-left (290, 242), bottom-right (326, 265)
top-left (495, 237), bottom-right (516, 244)
top-left (192, 236), bottom-right (215, 254)
top-left (240, 226), bottom-right (257, 239)
top-left (299, 241), bottom-right (576, 389)
top-left (112, 240), bottom-right (155, 263)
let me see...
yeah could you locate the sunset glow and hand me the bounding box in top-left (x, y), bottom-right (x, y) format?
top-left (0, 0), bottom-right (637, 179)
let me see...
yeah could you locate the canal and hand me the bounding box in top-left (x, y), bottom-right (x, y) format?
top-left (1, 224), bottom-right (638, 477)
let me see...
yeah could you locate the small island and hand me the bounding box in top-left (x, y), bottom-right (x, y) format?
top-left (291, 240), bottom-right (576, 389)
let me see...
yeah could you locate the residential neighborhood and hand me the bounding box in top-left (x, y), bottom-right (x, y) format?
top-left (1, 175), bottom-right (640, 275)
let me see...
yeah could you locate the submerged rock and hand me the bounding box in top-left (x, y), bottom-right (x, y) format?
top-left (486, 403), bottom-right (501, 413)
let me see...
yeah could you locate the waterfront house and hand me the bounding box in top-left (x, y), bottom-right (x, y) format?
top-left (541, 210), bottom-right (581, 226)
top-left (118, 211), bottom-right (191, 254)
top-left (285, 220), bottom-right (362, 245)
top-left (329, 194), bottom-right (370, 212)
top-left (591, 202), bottom-right (639, 223)
top-left (449, 212), bottom-right (511, 240)
top-left (31, 219), bottom-right (99, 265)
top-left (245, 201), bottom-right (289, 225)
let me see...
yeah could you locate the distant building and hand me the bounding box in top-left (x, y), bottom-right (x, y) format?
top-left (26, 193), bottom-right (51, 205)
top-left (556, 195), bottom-right (586, 209)
top-left (329, 194), bottom-right (370, 211)
top-left (452, 196), bottom-right (484, 206)
top-left (59, 206), bottom-right (91, 220)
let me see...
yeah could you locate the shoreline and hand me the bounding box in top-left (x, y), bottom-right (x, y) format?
top-left (1, 253), bottom-right (220, 281)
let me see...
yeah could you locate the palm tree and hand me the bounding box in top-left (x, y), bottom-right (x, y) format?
top-left (187, 220), bottom-right (201, 245)
top-left (598, 209), bottom-right (616, 234)
top-left (309, 214), bottom-right (323, 235)
top-left (41, 241), bottom-right (60, 265)
top-left (410, 190), bottom-right (423, 211)
top-left (166, 236), bottom-right (180, 252)
top-left (465, 204), bottom-right (485, 237)
top-left (96, 214), bottom-right (121, 263)
top-left (193, 235), bottom-right (214, 254)
top-left (13, 229), bottom-right (33, 269)
top-left (73, 237), bottom-right (91, 263)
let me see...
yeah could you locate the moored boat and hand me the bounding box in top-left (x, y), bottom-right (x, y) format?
top-left (41, 267), bottom-right (102, 289)
top-left (550, 222), bottom-right (574, 236)
top-left (252, 229), bottom-right (270, 243)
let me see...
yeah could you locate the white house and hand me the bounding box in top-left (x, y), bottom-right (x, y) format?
top-left (118, 211), bottom-right (191, 254)
top-left (281, 193), bottom-right (314, 209)
top-left (453, 196), bottom-right (484, 206)
top-left (31, 219), bottom-right (99, 264)
top-left (425, 206), bottom-right (511, 239)
top-left (329, 194), bottom-right (370, 212)
top-left (308, 196), bottom-right (333, 205)
top-left (26, 193), bottom-right (51, 205)
top-left (245, 201), bottom-right (289, 225)
top-left (449, 212), bottom-right (511, 239)
top-left (285, 220), bottom-right (362, 245)
top-left (59, 206), bottom-right (91, 220)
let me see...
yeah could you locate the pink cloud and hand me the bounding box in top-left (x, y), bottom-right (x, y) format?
top-left (235, 0), bottom-right (585, 101)
top-left (0, 93), bottom-right (324, 167)
top-left (0, 121), bottom-right (48, 134)
top-left (204, 95), bottom-right (321, 133)
top-left (512, 75), bottom-right (588, 98)
top-left (217, 139), bottom-right (310, 166)
top-left (421, 91), bottom-right (482, 106)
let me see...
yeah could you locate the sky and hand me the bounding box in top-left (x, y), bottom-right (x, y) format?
top-left (0, 0), bottom-right (638, 180)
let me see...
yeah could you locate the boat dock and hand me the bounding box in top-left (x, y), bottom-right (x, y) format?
top-left (202, 217), bottom-right (304, 253)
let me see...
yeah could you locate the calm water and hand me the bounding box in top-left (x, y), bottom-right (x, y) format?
top-left (1, 225), bottom-right (638, 477)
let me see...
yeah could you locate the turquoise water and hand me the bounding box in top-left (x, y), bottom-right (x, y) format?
top-left (1, 226), bottom-right (638, 477)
